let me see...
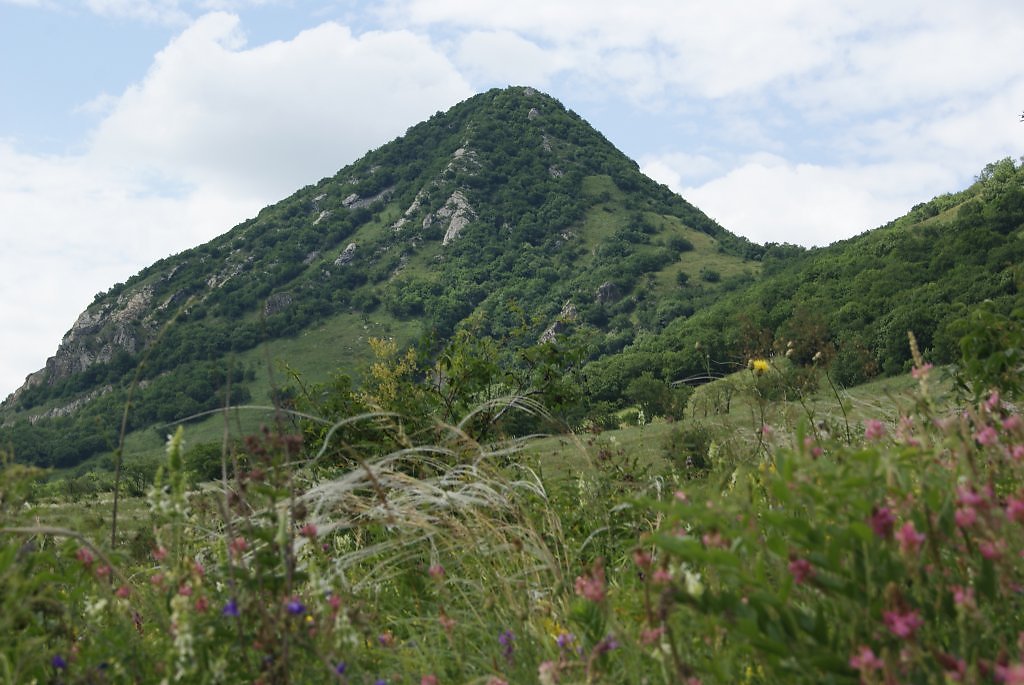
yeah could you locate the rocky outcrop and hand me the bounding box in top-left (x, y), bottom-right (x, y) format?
top-left (263, 292), bottom-right (294, 317)
top-left (342, 187), bottom-right (394, 210)
top-left (334, 243), bottom-right (358, 266)
top-left (423, 190), bottom-right (477, 245)
top-left (539, 301), bottom-right (578, 343)
top-left (595, 281), bottom-right (621, 304)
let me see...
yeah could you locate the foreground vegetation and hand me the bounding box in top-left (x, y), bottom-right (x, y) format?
top-left (1, 301), bottom-right (1023, 684)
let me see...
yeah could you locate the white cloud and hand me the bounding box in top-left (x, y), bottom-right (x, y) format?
top-left (678, 155), bottom-right (959, 247)
top-left (89, 12), bottom-right (473, 197)
top-left (453, 30), bottom-right (563, 87)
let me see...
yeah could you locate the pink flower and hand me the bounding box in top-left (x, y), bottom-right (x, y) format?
top-left (1003, 415), bottom-right (1022, 432)
top-left (75, 547), bottom-right (95, 567)
top-left (152, 546), bottom-right (168, 561)
top-left (788, 557), bottom-right (814, 584)
top-left (538, 660), bottom-right (559, 685)
top-left (574, 563), bottom-right (606, 602)
top-left (997, 663), bottom-right (1024, 685)
top-left (229, 537), bottom-right (248, 557)
top-left (115, 585), bottom-right (131, 598)
top-left (486, 679), bottom-right (509, 685)
top-left (640, 626), bottom-right (666, 645)
top-left (975, 425), bottom-right (999, 446)
top-left (194, 596), bottom-right (209, 613)
top-left (428, 563), bottom-right (445, 579)
top-left (955, 507), bottom-right (977, 529)
top-left (652, 568), bottom-right (673, 584)
top-left (951, 585), bottom-right (976, 610)
top-left (957, 486), bottom-right (987, 508)
top-left (299, 523), bottom-right (318, 539)
top-left (864, 419), bottom-right (887, 441)
top-left (979, 539), bottom-right (1005, 560)
top-left (1012, 445), bottom-right (1024, 461)
top-left (421, 675), bottom-right (439, 685)
top-left (633, 550), bottom-right (652, 569)
top-left (883, 610), bottom-right (923, 639)
top-left (1007, 496), bottom-right (1024, 523)
top-left (803, 435), bottom-right (823, 458)
top-left (701, 531), bottom-right (726, 549)
top-left (895, 521), bottom-right (926, 555)
top-left (870, 506), bottom-right (895, 539)
top-left (849, 645), bottom-right (884, 672)
top-left (911, 363), bottom-right (933, 380)
top-left (986, 391), bottom-right (1002, 412)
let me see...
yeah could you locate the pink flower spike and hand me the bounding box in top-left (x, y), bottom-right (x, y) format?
top-left (998, 663), bottom-right (1024, 685)
top-left (986, 390), bottom-right (1002, 411)
top-left (951, 585), bottom-right (976, 610)
top-left (883, 610), bottom-right (923, 639)
top-left (1003, 415), bottom-right (1022, 432)
top-left (975, 425), bottom-right (998, 446)
top-left (911, 363), bottom-right (933, 380)
top-left (421, 675), bottom-right (439, 685)
top-left (1007, 496), bottom-right (1024, 524)
top-left (956, 486), bottom-right (986, 507)
top-left (870, 506), bottom-right (895, 539)
top-left (864, 419), bottom-right (887, 441)
top-left (849, 645), bottom-right (884, 672)
top-left (788, 557), bottom-right (814, 584)
top-left (652, 568), bottom-right (673, 584)
top-left (1012, 445), bottom-right (1024, 461)
top-left (979, 539), bottom-right (1005, 560)
top-left (75, 547), bottom-right (95, 567)
top-left (895, 521), bottom-right (926, 555)
top-left (955, 507), bottom-right (977, 529)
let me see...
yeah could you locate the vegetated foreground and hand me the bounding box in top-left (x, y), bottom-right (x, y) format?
top-left (2, 304), bottom-right (1024, 684)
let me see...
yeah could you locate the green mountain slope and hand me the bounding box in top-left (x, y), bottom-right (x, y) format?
top-left (0, 86), bottom-right (761, 468)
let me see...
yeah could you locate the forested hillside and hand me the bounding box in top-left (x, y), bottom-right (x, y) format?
top-left (1, 86), bottom-right (1022, 471)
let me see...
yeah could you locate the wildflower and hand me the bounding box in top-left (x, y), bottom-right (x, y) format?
top-left (864, 419), bottom-right (887, 442)
top-left (975, 425), bottom-right (999, 446)
top-left (956, 485), bottom-right (987, 508)
top-left (788, 557), bottom-right (814, 584)
top-left (421, 676), bottom-right (439, 685)
top-left (849, 645), bottom-right (883, 672)
top-left (229, 537), bottom-right (248, 558)
top-left (115, 585), bottom-right (131, 599)
top-left (750, 358), bottom-right (770, 375)
top-left (334, 662), bottom-right (347, 675)
top-left (378, 631), bottom-right (395, 647)
top-left (595, 635), bottom-right (620, 654)
top-left (374, 680), bottom-right (387, 685)
top-left (428, 563), bottom-right (445, 579)
top-left (152, 546), bottom-right (168, 561)
top-left (951, 585), bottom-right (976, 611)
top-left (673, 490), bottom-right (688, 502)
top-left (1013, 445), bottom-right (1024, 461)
top-left (286, 598), bottom-right (306, 615)
top-left (556, 632), bottom-right (575, 649)
top-left (1003, 415), bottom-right (1022, 432)
top-left (996, 663), bottom-right (1024, 685)
top-left (682, 568), bottom-right (704, 597)
top-left (498, 629), bottom-right (514, 660)
top-left (538, 660), bottom-right (559, 685)
top-left (1007, 496), bottom-right (1024, 523)
top-left (438, 612), bottom-right (456, 633)
top-left (979, 539), bottom-right (1005, 560)
top-left (222, 599), bottom-right (240, 617)
top-left (955, 507), bottom-right (977, 529)
top-left (803, 435), bottom-right (822, 459)
top-left (652, 568), bottom-right (673, 584)
top-left (574, 561), bottom-right (606, 602)
top-left (632, 549), bottom-right (652, 570)
top-left (194, 596), bottom-right (209, 613)
top-left (150, 573), bottom-right (165, 587)
top-left (299, 523), bottom-right (317, 539)
top-left (895, 521), bottom-right (926, 555)
top-left (701, 531), bottom-right (726, 548)
top-left (883, 610), bottom-right (923, 639)
top-left (986, 391), bottom-right (1002, 412)
top-left (75, 547), bottom-right (95, 567)
top-left (870, 506), bottom-right (895, 539)
top-left (911, 363), bottom-right (933, 380)
top-left (640, 626), bottom-right (665, 645)
top-left (51, 655), bottom-right (68, 670)
top-left (178, 584), bottom-right (192, 597)
top-left (485, 678), bottom-right (508, 685)
top-left (935, 652), bottom-right (966, 681)
top-left (96, 565), bottom-right (112, 579)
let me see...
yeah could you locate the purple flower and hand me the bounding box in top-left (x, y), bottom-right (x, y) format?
top-left (556, 632), bottom-right (576, 649)
top-left (596, 634), bottom-right (620, 654)
top-left (870, 506), bottom-right (895, 539)
top-left (51, 655), bottom-right (67, 670)
top-left (222, 599), bottom-right (240, 617)
top-left (286, 598), bottom-right (306, 615)
top-left (499, 629), bottom-right (515, 660)
top-left (334, 662), bottom-right (347, 675)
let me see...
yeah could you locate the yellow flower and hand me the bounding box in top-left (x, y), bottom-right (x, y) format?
top-left (750, 358), bottom-right (770, 375)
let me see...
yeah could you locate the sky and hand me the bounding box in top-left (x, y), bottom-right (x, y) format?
top-left (1, 0), bottom-right (1023, 397)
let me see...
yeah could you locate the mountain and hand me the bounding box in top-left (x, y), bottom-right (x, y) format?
top-left (0, 86), bottom-right (762, 468)
top-left (3, 87), bottom-right (1023, 472)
